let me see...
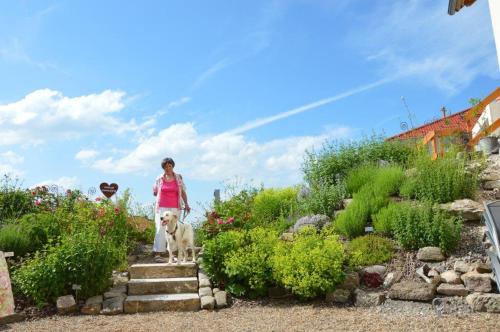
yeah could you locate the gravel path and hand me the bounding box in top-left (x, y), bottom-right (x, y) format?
top-left (5, 301), bottom-right (499, 332)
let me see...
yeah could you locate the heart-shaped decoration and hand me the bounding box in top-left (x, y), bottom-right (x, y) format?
top-left (99, 182), bottom-right (119, 198)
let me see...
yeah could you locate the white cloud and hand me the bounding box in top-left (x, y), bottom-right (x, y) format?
top-left (0, 89), bottom-right (152, 146)
top-left (0, 151), bottom-right (24, 165)
top-left (75, 149), bottom-right (99, 161)
top-left (0, 151), bottom-right (24, 177)
top-left (354, 0), bottom-right (498, 94)
top-left (31, 176), bottom-right (79, 190)
top-left (89, 122), bottom-right (354, 185)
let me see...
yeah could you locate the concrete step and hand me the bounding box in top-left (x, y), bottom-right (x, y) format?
top-left (128, 277), bottom-right (198, 295)
top-left (124, 293), bottom-right (200, 313)
top-left (129, 262), bottom-right (197, 279)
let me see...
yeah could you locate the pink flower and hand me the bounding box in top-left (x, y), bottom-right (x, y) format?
top-left (227, 217), bottom-right (235, 224)
top-left (96, 197), bottom-right (102, 202)
top-left (217, 218), bottom-right (223, 225)
top-left (34, 199), bottom-right (41, 206)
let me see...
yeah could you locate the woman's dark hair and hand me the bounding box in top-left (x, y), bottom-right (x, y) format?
top-left (161, 157), bottom-right (175, 169)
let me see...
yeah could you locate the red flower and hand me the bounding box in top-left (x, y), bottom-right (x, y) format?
top-left (34, 200), bottom-right (41, 206)
top-left (209, 219), bottom-right (214, 225)
top-left (96, 197), bottom-right (102, 202)
top-left (114, 207), bottom-right (120, 214)
top-left (217, 218), bottom-right (223, 225)
top-left (227, 217), bottom-right (235, 224)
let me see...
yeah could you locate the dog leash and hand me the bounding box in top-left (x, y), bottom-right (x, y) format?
top-left (180, 208), bottom-right (189, 223)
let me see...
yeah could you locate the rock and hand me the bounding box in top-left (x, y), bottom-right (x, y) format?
top-left (280, 233), bottom-right (294, 241)
top-left (361, 265), bottom-right (386, 278)
top-left (484, 180), bottom-right (500, 190)
top-left (360, 266), bottom-right (386, 288)
top-left (383, 271), bottom-right (402, 288)
top-left (268, 286), bottom-right (293, 299)
top-left (354, 289), bottom-right (386, 307)
top-left (297, 186), bottom-right (311, 200)
top-left (436, 284), bottom-right (468, 297)
top-left (454, 260), bottom-right (471, 274)
top-left (416, 264), bottom-right (439, 284)
top-left (470, 261), bottom-right (492, 274)
top-left (81, 295), bottom-right (103, 315)
top-left (326, 289), bottom-right (351, 303)
top-left (214, 291), bottom-right (228, 308)
top-left (338, 272), bottom-right (360, 291)
top-left (461, 272), bottom-right (492, 293)
top-left (112, 271), bottom-right (129, 287)
top-left (389, 281), bottom-right (436, 302)
top-left (200, 296), bottom-right (215, 310)
top-left (428, 269), bottom-right (440, 278)
top-left (293, 214), bottom-right (330, 232)
top-left (466, 293), bottom-right (500, 312)
top-left (104, 285), bottom-right (127, 299)
top-left (213, 288), bottom-right (220, 294)
top-left (417, 247), bottom-right (445, 262)
top-left (342, 199), bottom-right (353, 209)
top-left (440, 270), bottom-right (462, 284)
top-left (439, 199), bottom-right (484, 222)
top-left (199, 278), bottom-right (211, 288)
top-left (101, 296), bottom-right (124, 315)
top-left (56, 295), bottom-right (77, 314)
top-left (199, 287), bottom-right (213, 297)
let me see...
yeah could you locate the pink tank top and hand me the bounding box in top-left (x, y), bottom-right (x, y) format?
top-left (158, 178), bottom-right (179, 208)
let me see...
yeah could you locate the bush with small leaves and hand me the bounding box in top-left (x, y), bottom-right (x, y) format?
top-left (347, 234), bottom-right (394, 268)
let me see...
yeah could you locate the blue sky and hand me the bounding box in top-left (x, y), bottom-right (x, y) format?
top-left (0, 0), bottom-right (498, 221)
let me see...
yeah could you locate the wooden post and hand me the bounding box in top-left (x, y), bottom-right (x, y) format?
top-left (214, 189), bottom-right (220, 203)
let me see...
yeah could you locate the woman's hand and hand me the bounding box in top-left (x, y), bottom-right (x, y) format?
top-left (185, 205), bottom-right (191, 213)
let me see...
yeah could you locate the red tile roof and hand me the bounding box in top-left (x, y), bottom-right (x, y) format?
top-left (388, 108), bottom-right (479, 141)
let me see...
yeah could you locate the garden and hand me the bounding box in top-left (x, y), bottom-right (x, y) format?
top-left (0, 135), bottom-right (494, 317)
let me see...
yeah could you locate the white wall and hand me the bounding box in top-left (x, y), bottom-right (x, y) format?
top-left (472, 98), bottom-right (500, 137)
top-left (490, 0), bottom-right (500, 71)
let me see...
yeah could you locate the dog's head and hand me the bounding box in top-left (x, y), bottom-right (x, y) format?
top-left (160, 210), bottom-right (178, 227)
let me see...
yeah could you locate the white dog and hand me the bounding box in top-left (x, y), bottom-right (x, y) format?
top-left (161, 210), bottom-right (196, 264)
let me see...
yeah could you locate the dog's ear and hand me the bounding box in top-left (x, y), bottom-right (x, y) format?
top-left (173, 214), bottom-right (178, 221)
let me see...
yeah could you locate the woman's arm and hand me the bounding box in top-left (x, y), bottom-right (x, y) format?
top-left (181, 190), bottom-right (190, 213)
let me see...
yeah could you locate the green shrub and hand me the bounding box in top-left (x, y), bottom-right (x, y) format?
top-left (335, 186), bottom-right (389, 238)
top-left (250, 187), bottom-right (298, 226)
top-left (12, 232), bottom-right (126, 306)
top-left (400, 153), bottom-right (477, 203)
top-left (0, 224), bottom-right (32, 257)
top-left (303, 137), bottom-right (414, 188)
top-left (373, 166), bottom-right (405, 196)
top-left (272, 227), bottom-right (345, 298)
top-left (0, 175), bottom-right (35, 224)
top-left (299, 183), bottom-right (347, 218)
top-left (348, 235), bottom-right (394, 267)
top-left (224, 227), bottom-right (279, 297)
top-left (372, 202), bottom-right (399, 235)
top-left (388, 202), bottom-right (462, 253)
top-left (346, 164), bottom-right (378, 195)
top-left (201, 231), bottom-right (245, 287)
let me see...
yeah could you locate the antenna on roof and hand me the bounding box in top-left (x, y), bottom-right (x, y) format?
top-left (400, 96), bottom-right (416, 129)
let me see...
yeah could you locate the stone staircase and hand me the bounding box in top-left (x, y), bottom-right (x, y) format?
top-left (124, 262), bottom-right (200, 313)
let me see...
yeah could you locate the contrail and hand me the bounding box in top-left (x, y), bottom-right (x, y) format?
top-left (225, 77), bottom-right (395, 135)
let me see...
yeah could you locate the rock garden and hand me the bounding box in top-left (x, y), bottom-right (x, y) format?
top-left (1, 137), bottom-right (500, 330)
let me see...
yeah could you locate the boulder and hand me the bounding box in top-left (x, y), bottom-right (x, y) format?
top-left (439, 199), bottom-right (484, 222)
top-left (461, 272), bottom-right (492, 293)
top-left (104, 285), bottom-right (127, 299)
top-left (454, 260), bottom-right (471, 274)
top-left (337, 272), bottom-right (360, 291)
top-left (215, 291), bottom-right (228, 308)
top-left (383, 271), bottom-right (402, 288)
top-left (293, 215), bottom-right (330, 232)
top-left (326, 289), bottom-right (351, 303)
top-left (417, 247), bottom-right (445, 262)
top-left (470, 261), bottom-right (492, 274)
top-left (101, 296), bottom-right (124, 315)
top-left (81, 295), bottom-right (103, 315)
top-left (213, 288), bottom-right (220, 294)
top-left (199, 278), bottom-right (212, 288)
top-left (484, 180), bottom-right (500, 190)
top-left (388, 281), bottom-right (436, 302)
top-left (436, 284), bottom-right (468, 297)
top-left (416, 264), bottom-right (440, 284)
top-left (440, 270), bottom-right (462, 285)
top-left (200, 296), bottom-right (215, 310)
top-left (199, 287), bottom-right (213, 297)
top-left (466, 293), bottom-right (500, 313)
top-left (354, 289), bottom-right (385, 307)
top-left (56, 295), bottom-right (77, 314)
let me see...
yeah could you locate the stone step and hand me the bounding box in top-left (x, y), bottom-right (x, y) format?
top-left (129, 262), bottom-right (197, 279)
top-left (128, 277), bottom-right (199, 295)
top-left (124, 293), bottom-right (200, 313)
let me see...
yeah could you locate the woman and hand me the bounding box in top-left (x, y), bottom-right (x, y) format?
top-left (152, 157), bottom-right (191, 263)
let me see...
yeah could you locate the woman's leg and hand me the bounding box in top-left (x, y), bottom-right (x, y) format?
top-left (153, 208), bottom-right (167, 258)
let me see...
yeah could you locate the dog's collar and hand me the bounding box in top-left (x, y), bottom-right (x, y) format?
top-left (167, 224), bottom-right (178, 240)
